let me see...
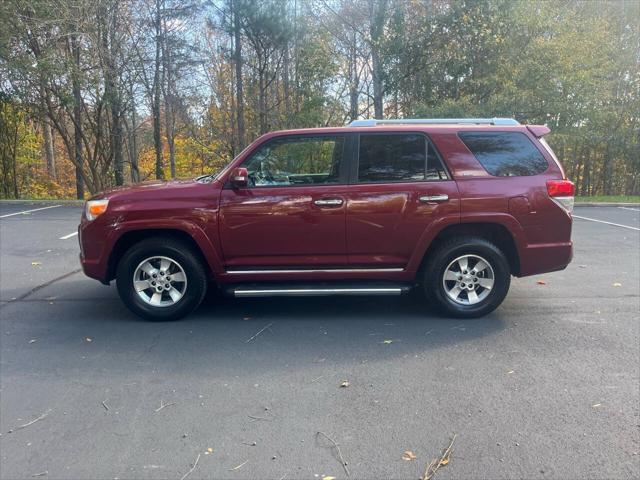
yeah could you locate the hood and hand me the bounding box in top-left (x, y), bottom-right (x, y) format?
top-left (93, 178), bottom-right (211, 201)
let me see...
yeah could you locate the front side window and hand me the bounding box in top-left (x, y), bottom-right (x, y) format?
top-left (243, 136), bottom-right (344, 187)
top-left (458, 132), bottom-right (549, 176)
top-left (357, 134), bottom-right (448, 183)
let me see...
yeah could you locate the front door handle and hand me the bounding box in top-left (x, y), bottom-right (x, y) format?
top-left (314, 198), bottom-right (344, 206)
top-left (419, 194), bottom-right (449, 203)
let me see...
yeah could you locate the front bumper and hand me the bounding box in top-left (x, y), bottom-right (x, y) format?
top-left (78, 219), bottom-right (111, 284)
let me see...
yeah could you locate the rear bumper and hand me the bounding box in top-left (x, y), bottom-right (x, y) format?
top-left (517, 241), bottom-right (573, 277)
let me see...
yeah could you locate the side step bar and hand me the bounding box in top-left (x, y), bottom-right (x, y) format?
top-left (234, 287), bottom-right (403, 297)
top-left (227, 282), bottom-right (412, 298)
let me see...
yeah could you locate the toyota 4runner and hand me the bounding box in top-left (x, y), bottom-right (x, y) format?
top-left (79, 118), bottom-right (574, 320)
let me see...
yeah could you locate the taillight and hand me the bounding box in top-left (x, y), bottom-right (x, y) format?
top-left (546, 180), bottom-right (575, 213)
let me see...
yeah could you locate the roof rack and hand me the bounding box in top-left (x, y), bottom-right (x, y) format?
top-left (349, 118), bottom-right (520, 127)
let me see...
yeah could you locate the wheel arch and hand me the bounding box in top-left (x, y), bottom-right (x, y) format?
top-left (107, 227), bottom-right (220, 282)
top-left (418, 222), bottom-right (521, 277)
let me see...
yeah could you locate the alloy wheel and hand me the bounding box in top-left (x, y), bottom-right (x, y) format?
top-left (442, 254), bottom-right (495, 305)
top-left (132, 256), bottom-right (188, 307)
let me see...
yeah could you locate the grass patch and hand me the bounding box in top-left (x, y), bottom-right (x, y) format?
top-left (575, 195), bottom-right (640, 204)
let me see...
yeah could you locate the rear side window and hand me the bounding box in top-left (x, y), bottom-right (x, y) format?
top-left (458, 132), bottom-right (548, 176)
top-left (357, 134), bottom-right (448, 183)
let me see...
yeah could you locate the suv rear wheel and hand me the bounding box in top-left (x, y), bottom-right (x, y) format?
top-left (116, 238), bottom-right (208, 321)
top-left (423, 237), bottom-right (510, 318)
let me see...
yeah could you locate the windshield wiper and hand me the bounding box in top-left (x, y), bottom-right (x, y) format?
top-left (194, 173), bottom-right (216, 182)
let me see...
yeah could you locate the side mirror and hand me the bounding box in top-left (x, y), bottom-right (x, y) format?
top-left (230, 167), bottom-right (248, 188)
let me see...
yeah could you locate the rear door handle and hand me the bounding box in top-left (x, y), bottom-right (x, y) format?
top-left (419, 194), bottom-right (449, 203)
top-left (314, 198), bottom-right (344, 206)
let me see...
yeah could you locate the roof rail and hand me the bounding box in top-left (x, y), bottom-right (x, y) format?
top-left (349, 118), bottom-right (520, 127)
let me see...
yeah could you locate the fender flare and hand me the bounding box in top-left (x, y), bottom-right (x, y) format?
top-left (405, 212), bottom-right (526, 272)
top-left (106, 219), bottom-right (225, 277)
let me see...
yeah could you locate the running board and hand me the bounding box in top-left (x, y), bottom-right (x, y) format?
top-left (227, 282), bottom-right (412, 298)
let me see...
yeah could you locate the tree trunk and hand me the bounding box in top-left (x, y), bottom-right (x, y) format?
top-left (233, 0), bottom-right (245, 150)
top-left (161, 7), bottom-right (176, 178)
top-left (104, 2), bottom-right (124, 186)
top-left (349, 32), bottom-right (359, 121)
top-left (71, 33), bottom-right (84, 199)
top-left (283, 40), bottom-right (291, 126)
top-left (371, 47), bottom-right (383, 119)
top-left (153, 0), bottom-right (164, 179)
top-left (258, 62), bottom-right (267, 134)
top-left (369, 0), bottom-right (387, 119)
top-left (129, 83), bottom-right (140, 183)
top-left (42, 115), bottom-right (56, 179)
top-left (602, 143), bottom-right (613, 195)
top-left (11, 122), bottom-right (19, 197)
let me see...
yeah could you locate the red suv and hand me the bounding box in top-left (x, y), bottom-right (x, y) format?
top-left (79, 118), bottom-right (574, 320)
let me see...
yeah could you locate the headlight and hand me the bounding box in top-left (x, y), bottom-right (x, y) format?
top-left (85, 199), bottom-right (109, 221)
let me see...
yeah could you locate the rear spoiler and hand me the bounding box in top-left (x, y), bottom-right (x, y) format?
top-left (526, 125), bottom-right (551, 138)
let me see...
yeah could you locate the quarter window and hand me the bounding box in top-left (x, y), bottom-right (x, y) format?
top-left (458, 132), bottom-right (549, 176)
top-left (243, 136), bottom-right (344, 187)
top-left (357, 134), bottom-right (448, 183)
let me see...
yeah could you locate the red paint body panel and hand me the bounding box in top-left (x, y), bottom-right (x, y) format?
top-left (79, 123), bottom-right (573, 285)
top-left (219, 184), bottom-right (349, 267)
top-left (345, 180), bottom-right (460, 267)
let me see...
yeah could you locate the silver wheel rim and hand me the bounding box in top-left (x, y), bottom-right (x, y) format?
top-left (442, 254), bottom-right (495, 306)
top-left (133, 256), bottom-right (187, 308)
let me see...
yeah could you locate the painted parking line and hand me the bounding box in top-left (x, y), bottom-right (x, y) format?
top-left (59, 231), bottom-right (78, 240)
top-left (573, 214), bottom-right (640, 231)
top-left (618, 206), bottom-right (640, 212)
top-left (0, 205), bottom-right (62, 218)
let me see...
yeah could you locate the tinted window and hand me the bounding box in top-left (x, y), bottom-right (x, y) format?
top-left (427, 142), bottom-right (448, 180)
top-left (358, 134), bottom-right (448, 183)
top-left (357, 134), bottom-right (424, 182)
top-left (243, 136), bottom-right (344, 187)
top-left (459, 132), bottom-right (548, 176)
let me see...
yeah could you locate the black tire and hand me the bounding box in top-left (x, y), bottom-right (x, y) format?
top-left (423, 237), bottom-right (511, 318)
top-left (116, 237), bottom-right (208, 321)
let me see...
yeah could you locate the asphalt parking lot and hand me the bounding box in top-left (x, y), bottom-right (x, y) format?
top-left (0, 201), bottom-right (638, 480)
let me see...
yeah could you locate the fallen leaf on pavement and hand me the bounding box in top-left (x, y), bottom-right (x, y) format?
top-left (340, 380), bottom-right (349, 388)
top-left (402, 450), bottom-right (417, 461)
top-left (536, 280), bottom-right (546, 285)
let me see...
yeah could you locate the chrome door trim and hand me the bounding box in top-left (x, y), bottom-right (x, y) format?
top-left (225, 267), bottom-right (404, 274)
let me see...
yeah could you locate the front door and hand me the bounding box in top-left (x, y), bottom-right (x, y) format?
top-left (346, 132), bottom-right (460, 267)
top-left (219, 134), bottom-right (349, 269)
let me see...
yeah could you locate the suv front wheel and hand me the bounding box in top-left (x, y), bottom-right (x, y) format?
top-left (116, 238), bottom-right (208, 321)
top-left (423, 237), bottom-right (511, 318)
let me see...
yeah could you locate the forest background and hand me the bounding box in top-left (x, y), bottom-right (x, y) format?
top-left (0, 0), bottom-right (638, 200)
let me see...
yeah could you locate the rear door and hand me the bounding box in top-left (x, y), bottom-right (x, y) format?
top-left (345, 132), bottom-right (460, 268)
top-left (219, 134), bottom-right (350, 269)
